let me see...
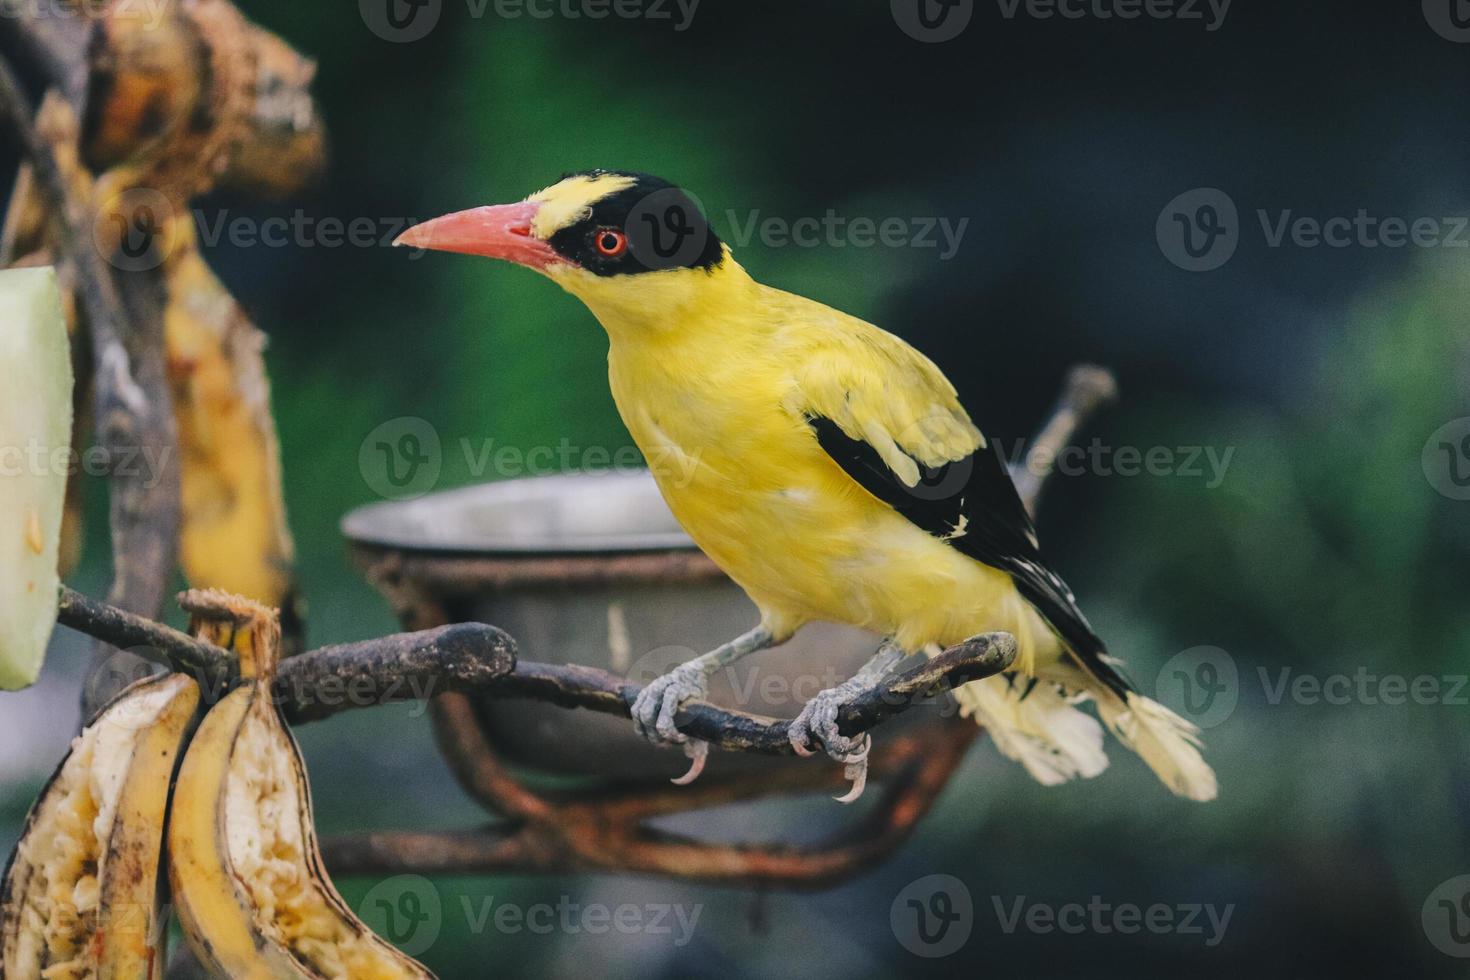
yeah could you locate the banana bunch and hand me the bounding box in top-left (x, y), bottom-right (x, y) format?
top-left (0, 673), bottom-right (198, 978)
top-left (168, 591), bottom-right (432, 979)
top-left (1, 591), bottom-right (435, 979)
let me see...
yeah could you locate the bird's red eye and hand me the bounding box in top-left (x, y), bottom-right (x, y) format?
top-left (594, 228), bottom-right (628, 257)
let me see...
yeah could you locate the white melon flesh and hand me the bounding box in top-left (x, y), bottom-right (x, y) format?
top-left (0, 267), bottom-right (73, 690)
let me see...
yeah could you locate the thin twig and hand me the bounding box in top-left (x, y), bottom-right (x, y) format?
top-left (1010, 364), bottom-right (1119, 513)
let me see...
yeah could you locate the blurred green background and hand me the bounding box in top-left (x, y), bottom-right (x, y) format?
top-left (4, 1), bottom-right (1470, 977)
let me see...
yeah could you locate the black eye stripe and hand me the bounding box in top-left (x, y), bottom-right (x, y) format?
top-left (546, 171), bottom-right (725, 276)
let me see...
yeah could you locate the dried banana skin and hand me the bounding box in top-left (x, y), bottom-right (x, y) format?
top-left (168, 591), bottom-right (434, 980)
top-left (1, 673), bottom-right (200, 980)
top-left (164, 222), bottom-right (302, 640)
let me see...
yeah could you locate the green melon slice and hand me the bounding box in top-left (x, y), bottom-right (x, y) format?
top-left (0, 267), bottom-right (73, 690)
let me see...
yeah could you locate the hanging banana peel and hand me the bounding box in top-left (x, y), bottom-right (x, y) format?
top-left (0, 671), bottom-right (199, 979)
top-left (162, 221), bottom-right (303, 640)
top-left (90, 3), bottom-right (309, 631)
top-left (167, 590), bottom-right (434, 980)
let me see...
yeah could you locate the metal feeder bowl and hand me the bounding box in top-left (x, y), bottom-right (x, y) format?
top-left (342, 470), bottom-right (888, 782)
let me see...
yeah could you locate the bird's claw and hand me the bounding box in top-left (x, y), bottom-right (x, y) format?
top-left (632, 662), bottom-right (712, 783)
top-left (788, 681), bottom-right (872, 803)
top-left (670, 740), bottom-right (707, 785)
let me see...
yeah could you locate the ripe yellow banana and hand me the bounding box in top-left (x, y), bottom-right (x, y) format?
top-left (168, 590), bottom-right (433, 979)
top-left (0, 672), bottom-right (200, 979)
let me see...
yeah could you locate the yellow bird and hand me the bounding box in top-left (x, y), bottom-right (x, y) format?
top-left (397, 171), bottom-right (1216, 804)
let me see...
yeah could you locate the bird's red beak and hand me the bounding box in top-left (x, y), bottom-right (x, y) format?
top-left (394, 201), bottom-right (562, 270)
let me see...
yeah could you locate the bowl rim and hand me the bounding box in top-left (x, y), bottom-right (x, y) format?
top-left (339, 470), bottom-right (700, 555)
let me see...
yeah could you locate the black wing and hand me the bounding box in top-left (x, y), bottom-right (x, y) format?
top-left (807, 414), bottom-right (1129, 697)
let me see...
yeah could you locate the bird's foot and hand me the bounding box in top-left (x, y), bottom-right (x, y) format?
top-left (788, 679), bottom-right (874, 804)
top-left (632, 661), bottom-right (712, 785)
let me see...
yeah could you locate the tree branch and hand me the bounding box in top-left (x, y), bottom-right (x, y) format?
top-left (53, 581), bottom-right (1014, 745)
top-left (489, 632), bottom-right (1015, 755)
top-left (1010, 364), bottom-right (1119, 513)
top-left (56, 586), bottom-right (232, 692)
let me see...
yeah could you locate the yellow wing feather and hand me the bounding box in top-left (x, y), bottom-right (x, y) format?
top-left (773, 293), bottom-right (985, 483)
